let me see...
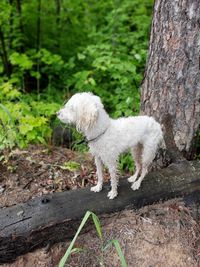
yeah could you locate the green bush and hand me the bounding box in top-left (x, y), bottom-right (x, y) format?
top-left (0, 82), bottom-right (61, 150)
top-left (64, 0), bottom-right (153, 117)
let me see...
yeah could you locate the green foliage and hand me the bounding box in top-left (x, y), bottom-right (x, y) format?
top-left (60, 161), bottom-right (81, 171)
top-left (0, 103), bottom-right (17, 150)
top-left (59, 211), bottom-right (127, 267)
top-left (10, 52), bottom-right (33, 70)
top-left (0, 0), bottom-right (154, 169)
top-left (8, 48), bottom-right (67, 91)
top-left (119, 153), bottom-right (134, 172)
top-left (0, 0), bottom-right (153, 113)
top-left (0, 82), bottom-right (61, 150)
top-left (63, 0), bottom-right (153, 116)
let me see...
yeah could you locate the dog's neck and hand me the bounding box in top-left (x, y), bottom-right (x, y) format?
top-left (83, 108), bottom-right (110, 141)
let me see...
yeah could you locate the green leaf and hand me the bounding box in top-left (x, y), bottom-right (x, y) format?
top-left (59, 211), bottom-right (104, 267)
top-left (104, 239), bottom-right (128, 267)
top-left (19, 124), bottom-right (34, 135)
top-left (88, 77), bottom-right (96, 86)
top-left (77, 53), bottom-right (86, 60)
top-left (30, 71), bottom-right (41, 79)
top-left (0, 155), bottom-right (5, 162)
top-left (92, 213), bottom-right (103, 240)
top-left (0, 104), bottom-right (13, 123)
top-left (60, 161), bottom-right (81, 171)
top-left (59, 211), bottom-right (92, 267)
top-left (134, 53), bottom-right (142, 61)
top-left (37, 136), bottom-right (46, 144)
top-left (10, 52), bottom-right (33, 70)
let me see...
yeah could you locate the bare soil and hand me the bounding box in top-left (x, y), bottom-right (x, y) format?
top-left (0, 145), bottom-right (200, 267)
top-left (0, 145), bottom-right (109, 207)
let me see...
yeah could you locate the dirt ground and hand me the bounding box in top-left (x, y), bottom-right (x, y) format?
top-left (1, 145), bottom-right (200, 267)
top-left (0, 145), bottom-right (110, 207)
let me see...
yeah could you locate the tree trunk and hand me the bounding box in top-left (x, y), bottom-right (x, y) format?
top-left (0, 26), bottom-right (12, 77)
top-left (16, 0), bottom-right (24, 53)
top-left (1, 160), bottom-right (200, 263)
top-left (55, 0), bottom-right (61, 28)
top-left (36, 0), bottom-right (41, 53)
top-left (36, 0), bottom-right (41, 99)
top-left (8, 0), bottom-right (14, 50)
top-left (140, 0), bottom-right (200, 160)
top-left (55, 0), bottom-right (61, 52)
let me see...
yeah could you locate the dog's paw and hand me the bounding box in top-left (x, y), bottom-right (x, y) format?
top-left (91, 184), bottom-right (102, 193)
top-left (131, 181), bottom-right (141, 191)
top-left (127, 174), bottom-right (137, 183)
top-left (107, 190), bottom-right (118, 199)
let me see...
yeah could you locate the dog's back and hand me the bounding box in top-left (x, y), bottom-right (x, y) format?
top-left (113, 115), bottom-right (163, 146)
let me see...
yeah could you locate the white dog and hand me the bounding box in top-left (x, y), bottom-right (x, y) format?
top-left (57, 92), bottom-right (163, 199)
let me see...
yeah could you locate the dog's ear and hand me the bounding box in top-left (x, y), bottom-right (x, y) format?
top-left (76, 99), bottom-right (98, 131)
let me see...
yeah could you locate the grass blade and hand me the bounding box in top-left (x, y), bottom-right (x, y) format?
top-left (104, 239), bottom-right (128, 267)
top-left (59, 211), bottom-right (92, 267)
top-left (91, 212), bottom-right (103, 240)
top-left (59, 211), bottom-right (126, 267)
top-left (0, 104), bottom-right (13, 123)
top-left (70, 247), bottom-right (84, 254)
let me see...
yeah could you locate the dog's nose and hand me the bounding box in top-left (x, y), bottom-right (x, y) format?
top-left (56, 111), bottom-right (60, 116)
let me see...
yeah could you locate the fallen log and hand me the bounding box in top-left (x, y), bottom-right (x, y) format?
top-left (0, 160), bottom-right (200, 263)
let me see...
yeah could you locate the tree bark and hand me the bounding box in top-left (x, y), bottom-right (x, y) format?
top-left (36, 0), bottom-right (41, 53)
top-left (0, 26), bottom-right (12, 77)
top-left (55, 0), bottom-right (61, 28)
top-left (1, 160), bottom-right (200, 263)
top-left (140, 0), bottom-right (200, 160)
top-left (8, 0), bottom-right (14, 50)
top-left (16, 0), bottom-right (24, 52)
top-left (36, 0), bottom-right (41, 98)
top-left (55, 0), bottom-right (61, 52)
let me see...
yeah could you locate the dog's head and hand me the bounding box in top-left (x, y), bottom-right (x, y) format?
top-left (57, 92), bottom-right (103, 131)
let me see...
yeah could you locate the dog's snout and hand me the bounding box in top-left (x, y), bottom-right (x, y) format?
top-left (56, 111), bottom-right (61, 116)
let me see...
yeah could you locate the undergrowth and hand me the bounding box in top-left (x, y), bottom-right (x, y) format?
top-left (59, 211), bottom-right (128, 267)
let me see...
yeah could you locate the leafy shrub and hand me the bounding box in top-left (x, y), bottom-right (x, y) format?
top-left (0, 82), bottom-right (61, 150)
top-left (119, 153), bottom-right (134, 172)
top-left (0, 103), bottom-right (17, 150)
top-left (8, 48), bottom-right (67, 93)
top-left (64, 0), bottom-right (153, 117)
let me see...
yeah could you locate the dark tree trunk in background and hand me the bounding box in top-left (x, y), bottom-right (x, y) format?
top-left (140, 0), bottom-right (200, 161)
top-left (0, 26), bottom-right (12, 77)
top-left (55, 0), bottom-right (61, 51)
top-left (55, 0), bottom-right (61, 27)
top-left (36, 0), bottom-right (41, 98)
top-left (36, 0), bottom-right (41, 53)
top-left (16, 0), bottom-right (24, 52)
top-left (8, 0), bottom-right (14, 50)
top-left (16, 0), bottom-right (32, 92)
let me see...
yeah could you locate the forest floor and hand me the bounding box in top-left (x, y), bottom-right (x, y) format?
top-left (1, 145), bottom-right (200, 267)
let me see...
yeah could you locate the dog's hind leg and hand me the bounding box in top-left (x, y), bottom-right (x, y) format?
top-left (128, 144), bottom-right (142, 183)
top-left (131, 142), bottom-right (156, 191)
top-left (91, 156), bottom-right (104, 193)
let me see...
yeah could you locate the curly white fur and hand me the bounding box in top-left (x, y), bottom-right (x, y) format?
top-left (57, 92), bottom-right (163, 199)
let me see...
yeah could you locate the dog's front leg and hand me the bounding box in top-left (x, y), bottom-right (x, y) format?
top-left (91, 156), bottom-right (103, 193)
top-left (107, 163), bottom-right (118, 199)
